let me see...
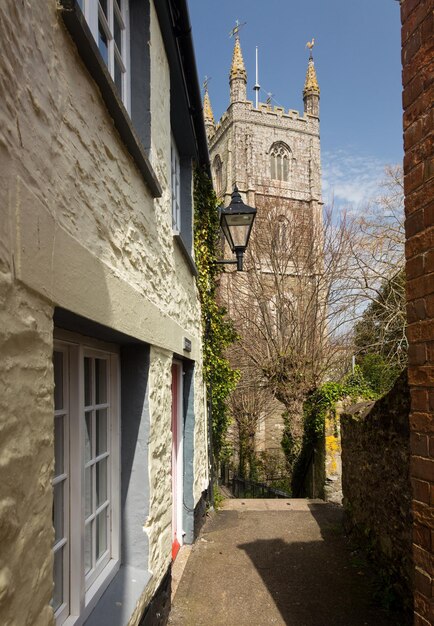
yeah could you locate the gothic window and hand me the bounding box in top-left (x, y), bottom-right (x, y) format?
top-left (269, 142), bottom-right (291, 182)
top-left (213, 155), bottom-right (223, 195)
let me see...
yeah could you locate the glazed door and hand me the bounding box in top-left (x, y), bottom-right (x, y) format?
top-left (171, 362), bottom-right (184, 560)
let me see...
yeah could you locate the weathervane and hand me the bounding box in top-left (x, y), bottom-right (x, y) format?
top-left (305, 37), bottom-right (315, 58)
top-left (229, 19), bottom-right (246, 39)
top-left (203, 75), bottom-right (211, 93)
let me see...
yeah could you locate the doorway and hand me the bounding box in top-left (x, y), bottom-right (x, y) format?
top-left (171, 362), bottom-right (184, 560)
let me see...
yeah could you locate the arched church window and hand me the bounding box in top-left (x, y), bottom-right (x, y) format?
top-left (213, 155), bottom-right (223, 195)
top-left (269, 142), bottom-right (291, 181)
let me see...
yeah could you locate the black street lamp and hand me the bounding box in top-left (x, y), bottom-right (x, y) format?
top-left (218, 185), bottom-right (256, 271)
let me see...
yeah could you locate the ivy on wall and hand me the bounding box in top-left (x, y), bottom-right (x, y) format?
top-left (193, 167), bottom-right (239, 461)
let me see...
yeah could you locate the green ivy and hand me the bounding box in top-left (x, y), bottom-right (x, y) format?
top-left (303, 366), bottom-right (375, 445)
top-left (193, 167), bottom-right (239, 461)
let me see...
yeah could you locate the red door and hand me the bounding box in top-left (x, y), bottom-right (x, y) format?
top-left (171, 363), bottom-right (181, 560)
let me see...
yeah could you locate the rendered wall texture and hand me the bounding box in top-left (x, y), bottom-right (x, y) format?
top-left (0, 0), bottom-right (208, 623)
top-left (401, 1), bottom-right (434, 623)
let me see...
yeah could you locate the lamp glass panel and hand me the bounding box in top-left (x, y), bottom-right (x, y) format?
top-left (221, 213), bottom-right (254, 249)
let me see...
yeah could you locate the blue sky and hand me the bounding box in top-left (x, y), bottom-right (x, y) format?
top-left (188, 0), bottom-right (403, 209)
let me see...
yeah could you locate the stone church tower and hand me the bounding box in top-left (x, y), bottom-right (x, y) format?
top-left (204, 34), bottom-right (323, 459)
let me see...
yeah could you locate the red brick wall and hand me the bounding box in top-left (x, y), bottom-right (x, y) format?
top-left (401, 0), bottom-right (434, 623)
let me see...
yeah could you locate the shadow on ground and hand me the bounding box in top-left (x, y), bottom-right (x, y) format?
top-left (169, 501), bottom-right (410, 626)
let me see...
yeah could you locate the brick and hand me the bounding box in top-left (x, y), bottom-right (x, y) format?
top-left (412, 477), bottom-right (431, 503)
top-left (407, 273), bottom-right (434, 300)
top-left (412, 432), bottom-right (429, 456)
top-left (414, 613), bottom-right (431, 626)
top-left (412, 456), bottom-right (434, 482)
top-left (407, 252), bottom-right (426, 279)
top-left (409, 343), bottom-right (428, 365)
top-left (425, 293), bottom-right (434, 317)
top-left (407, 320), bottom-right (434, 343)
top-left (413, 543), bottom-right (434, 573)
top-left (403, 87), bottom-right (434, 131)
top-left (424, 156), bottom-right (434, 182)
top-left (406, 209), bottom-right (426, 239)
top-left (410, 410), bottom-right (434, 434)
top-left (401, 0), bottom-right (427, 24)
top-left (405, 180), bottom-right (434, 216)
top-left (404, 117), bottom-right (425, 151)
top-left (425, 249), bottom-right (434, 274)
top-left (413, 522), bottom-right (432, 549)
top-left (413, 499), bottom-right (434, 530)
top-left (421, 9), bottom-right (434, 45)
top-left (411, 388), bottom-right (429, 411)
top-left (405, 162), bottom-right (426, 194)
top-left (430, 436), bottom-right (434, 458)
top-left (429, 391), bottom-right (434, 412)
top-left (426, 341), bottom-right (434, 362)
top-left (403, 72), bottom-right (424, 110)
top-left (402, 0), bottom-right (434, 45)
top-left (401, 28), bottom-right (422, 69)
top-left (414, 591), bottom-right (431, 623)
top-left (414, 566), bottom-right (433, 598)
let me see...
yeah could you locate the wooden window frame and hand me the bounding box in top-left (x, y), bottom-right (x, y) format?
top-left (53, 335), bottom-right (120, 626)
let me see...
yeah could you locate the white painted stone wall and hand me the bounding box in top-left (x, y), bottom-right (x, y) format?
top-left (0, 0), bottom-right (208, 623)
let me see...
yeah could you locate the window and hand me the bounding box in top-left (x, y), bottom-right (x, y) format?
top-left (80, 0), bottom-right (130, 110)
top-left (171, 138), bottom-right (181, 233)
top-left (213, 155), bottom-right (223, 196)
top-left (270, 142), bottom-right (291, 182)
top-left (52, 340), bottom-right (120, 625)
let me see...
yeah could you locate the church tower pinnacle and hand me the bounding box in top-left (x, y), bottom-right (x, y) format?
top-left (203, 79), bottom-right (215, 140)
top-left (303, 47), bottom-right (320, 117)
top-left (229, 30), bottom-right (247, 104)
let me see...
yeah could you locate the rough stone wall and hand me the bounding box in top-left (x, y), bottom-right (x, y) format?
top-left (341, 373), bottom-right (412, 606)
top-left (0, 0), bottom-right (208, 623)
top-left (401, 1), bottom-right (434, 623)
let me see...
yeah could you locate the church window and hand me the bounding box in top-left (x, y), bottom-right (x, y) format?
top-left (213, 155), bottom-right (223, 195)
top-left (270, 142), bottom-right (291, 182)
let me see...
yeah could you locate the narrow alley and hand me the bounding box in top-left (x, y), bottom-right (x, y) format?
top-left (169, 499), bottom-right (409, 626)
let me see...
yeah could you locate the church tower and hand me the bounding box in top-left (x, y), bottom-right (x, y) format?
top-left (205, 35), bottom-right (323, 454)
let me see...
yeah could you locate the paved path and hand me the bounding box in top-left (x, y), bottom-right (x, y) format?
top-left (169, 499), bottom-right (409, 626)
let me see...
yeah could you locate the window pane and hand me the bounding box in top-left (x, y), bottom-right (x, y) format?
top-left (114, 12), bottom-right (122, 51)
top-left (53, 351), bottom-right (63, 410)
top-left (96, 458), bottom-right (107, 507)
top-left (84, 357), bottom-right (92, 406)
top-left (114, 55), bottom-right (122, 96)
top-left (95, 359), bottom-right (107, 404)
top-left (52, 547), bottom-right (63, 612)
top-left (53, 482), bottom-right (64, 543)
top-left (85, 522), bottom-right (92, 574)
top-left (96, 511), bottom-right (107, 560)
top-left (98, 21), bottom-right (109, 66)
top-left (96, 409), bottom-right (108, 455)
top-left (270, 156), bottom-right (276, 180)
top-left (85, 412), bottom-right (92, 463)
top-left (282, 156), bottom-right (289, 181)
top-left (54, 416), bottom-right (64, 476)
top-left (85, 465), bottom-right (92, 518)
top-left (99, 0), bottom-right (108, 18)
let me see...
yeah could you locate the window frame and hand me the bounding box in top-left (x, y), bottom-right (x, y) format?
top-left (80, 0), bottom-right (130, 113)
top-left (171, 137), bottom-right (181, 234)
top-left (269, 142), bottom-right (292, 182)
top-left (53, 336), bottom-right (121, 626)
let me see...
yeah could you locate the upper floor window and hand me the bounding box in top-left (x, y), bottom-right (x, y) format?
top-left (213, 155), bottom-right (223, 196)
top-left (80, 0), bottom-right (130, 110)
top-left (171, 138), bottom-right (181, 233)
top-left (270, 142), bottom-right (291, 182)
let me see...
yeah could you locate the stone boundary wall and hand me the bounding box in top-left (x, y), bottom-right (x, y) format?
top-left (401, 0), bottom-right (434, 624)
top-left (341, 373), bottom-right (413, 607)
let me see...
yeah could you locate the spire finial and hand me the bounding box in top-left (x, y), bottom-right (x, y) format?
top-left (303, 43), bottom-right (320, 96)
top-left (229, 19), bottom-right (246, 40)
top-left (230, 31), bottom-right (247, 82)
top-left (203, 77), bottom-right (215, 125)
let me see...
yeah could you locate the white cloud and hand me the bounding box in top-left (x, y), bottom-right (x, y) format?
top-left (322, 149), bottom-right (395, 210)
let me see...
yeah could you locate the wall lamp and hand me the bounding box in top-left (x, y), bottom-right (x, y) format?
top-left (217, 186), bottom-right (257, 271)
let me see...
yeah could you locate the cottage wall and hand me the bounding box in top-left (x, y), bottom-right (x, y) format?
top-left (0, 1), bottom-right (207, 623)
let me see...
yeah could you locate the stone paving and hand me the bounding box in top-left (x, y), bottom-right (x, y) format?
top-left (169, 499), bottom-right (409, 626)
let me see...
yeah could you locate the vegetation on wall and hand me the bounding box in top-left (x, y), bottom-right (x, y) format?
top-left (193, 167), bottom-right (239, 462)
top-left (291, 367), bottom-right (375, 495)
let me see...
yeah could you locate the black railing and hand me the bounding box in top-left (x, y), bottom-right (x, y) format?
top-left (220, 464), bottom-right (291, 499)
